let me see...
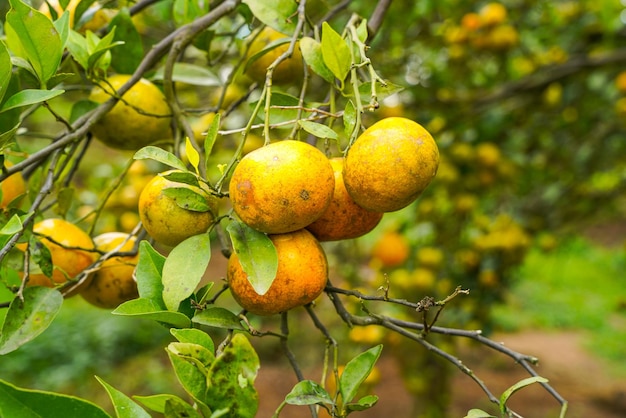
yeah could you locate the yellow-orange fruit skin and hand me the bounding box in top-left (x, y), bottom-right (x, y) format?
top-left (1, 161), bottom-right (26, 208)
top-left (343, 117), bottom-right (439, 213)
top-left (245, 27), bottom-right (304, 85)
top-left (227, 229), bottom-right (328, 316)
top-left (307, 158), bottom-right (383, 241)
top-left (229, 140), bottom-right (334, 234)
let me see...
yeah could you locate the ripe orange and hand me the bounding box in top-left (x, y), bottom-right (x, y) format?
top-left (615, 71), bottom-right (626, 94)
top-left (20, 219), bottom-right (96, 295)
top-left (1, 161), bottom-right (26, 208)
top-left (81, 232), bottom-right (139, 309)
top-left (307, 158), bottom-right (383, 241)
top-left (343, 117), bottom-right (439, 212)
top-left (371, 230), bottom-right (410, 267)
top-left (138, 170), bottom-right (218, 247)
top-left (89, 74), bottom-right (172, 150)
top-left (245, 27), bottom-right (304, 85)
top-left (229, 140), bottom-right (334, 234)
top-left (227, 229), bottom-right (328, 316)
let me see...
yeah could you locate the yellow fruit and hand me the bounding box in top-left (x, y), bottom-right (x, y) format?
top-left (416, 247), bottom-right (444, 270)
top-left (454, 193), bottom-right (478, 214)
top-left (81, 232), bottom-right (139, 309)
top-left (138, 170), bottom-right (218, 247)
top-left (371, 231), bottom-right (410, 267)
top-left (475, 142), bottom-right (501, 168)
top-left (343, 117), bottom-right (439, 213)
top-left (1, 161), bottom-right (26, 208)
top-left (190, 112), bottom-right (217, 142)
top-left (348, 326), bottom-right (386, 344)
top-left (118, 211), bottom-right (140, 233)
top-left (616, 71), bottom-right (626, 94)
top-left (412, 267), bottom-right (437, 290)
top-left (89, 75), bottom-right (172, 150)
top-left (307, 158), bottom-right (383, 241)
top-left (229, 140), bottom-right (334, 234)
top-left (479, 2), bottom-right (507, 27)
top-left (245, 27), bottom-right (304, 85)
top-left (20, 219), bottom-right (96, 295)
top-left (39, 0), bottom-right (114, 31)
top-left (486, 25), bottom-right (519, 50)
top-left (227, 229), bottom-right (328, 315)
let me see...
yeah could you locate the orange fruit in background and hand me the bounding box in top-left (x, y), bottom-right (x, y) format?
top-left (307, 158), bottom-right (383, 241)
top-left (343, 117), bottom-right (439, 213)
top-left (479, 2), bottom-right (507, 27)
top-left (1, 161), bottom-right (26, 208)
top-left (138, 170), bottom-right (218, 247)
top-left (615, 71), bottom-right (626, 94)
top-left (81, 232), bottom-right (139, 309)
top-left (89, 75), bottom-right (172, 150)
top-left (227, 229), bottom-right (328, 316)
top-left (371, 230), bottom-right (410, 267)
top-left (229, 140), bottom-right (334, 234)
top-left (245, 26), bottom-right (304, 85)
top-left (20, 219), bottom-right (96, 295)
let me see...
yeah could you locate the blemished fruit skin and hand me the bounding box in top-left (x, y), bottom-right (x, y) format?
top-left (307, 158), bottom-right (383, 241)
top-left (81, 232), bottom-right (139, 309)
top-left (343, 117), bottom-right (439, 213)
top-left (229, 140), bottom-right (335, 234)
top-left (227, 229), bottom-right (328, 316)
top-left (89, 75), bottom-right (172, 150)
top-left (138, 170), bottom-right (217, 247)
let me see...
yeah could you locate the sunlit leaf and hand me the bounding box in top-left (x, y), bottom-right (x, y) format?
top-left (134, 240), bottom-right (166, 308)
top-left (0, 42), bottom-right (12, 105)
top-left (0, 214), bottom-right (23, 235)
top-left (345, 394), bottom-right (378, 412)
top-left (298, 120), bottom-right (338, 140)
top-left (300, 36), bottom-right (335, 83)
top-left (284, 380), bottom-right (333, 406)
top-left (109, 8), bottom-right (144, 74)
top-left (204, 113), bottom-right (220, 167)
top-left (112, 298), bottom-right (192, 328)
top-left (171, 328), bottom-right (215, 352)
top-left (173, 0), bottom-right (209, 27)
top-left (464, 409), bottom-right (497, 418)
top-left (134, 146), bottom-right (188, 171)
top-left (242, 0), bottom-right (298, 34)
top-left (500, 376), bottom-right (549, 413)
top-left (96, 377), bottom-right (151, 418)
top-left (192, 307), bottom-right (244, 330)
top-left (185, 137), bottom-right (200, 173)
top-left (0, 89), bottom-right (65, 113)
top-left (321, 22), bottom-right (351, 83)
top-left (339, 344), bottom-right (383, 404)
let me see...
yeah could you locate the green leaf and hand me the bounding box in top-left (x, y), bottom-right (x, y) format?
top-left (284, 380), bottom-right (333, 406)
top-left (66, 30), bottom-right (90, 69)
top-left (204, 112), bottom-right (220, 166)
top-left (69, 99), bottom-right (99, 124)
top-left (0, 378), bottom-right (110, 418)
top-left (343, 99), bottom-right (357, 139)
top-left (164, 397), bottom-right (203, 418)
top-left (52, 11), bottom-right (71, 51)
top-left (242, 0), bottom-right (298, 34)
top-left (173, 0), bottom-right (209, 27)
top-left (112, 298), bottom-right (192, 328)
top-left (162, 187), bottom-right (213, 213)
top-left (345, 394), bottom-right (378, 412)
top-left (192, 307), bottom-right (244, 330)
top-left (0, 89), bottom-right (65, 113)
top-left (96, 377), bottom-right (151, 418)
top-left (252, 91), bottom-right (300, 125)
top-left (168, 342), bottom-right (215, 373)
top-left (185, 137), bottom-right (200, 173)
top-left (162, 171), bottom-right (200, 188)
top-left (134, 146), bottom-right (188, 171)
top-left (134, 393), bottom-right (195, 415)
top-left (166, 344), bottom-right (210, 409)
top-left (0, 114), bottom-right (20, 150)
top-left (299, 37), bottom-right (335, 83)
top-left (6, 0), bottom-right (63, 85)
top-left (298, 120), bottom-right (338, 140)
top-left (464, 409), bottom-right (497, 418)
top-left (205, 333), bottom-right (259, 417)
top-left (0, 287), bottom-right (63, 355)
top-left (356, 19), bottom-right (369, 43)
top-left (87, 29), bottom-right (123, 73)
top-left (0, 42), bottom-right (11, 105)
top-left (162, 234), bottom-right (211, 312)
top-left (321, 22), bottom-right (351, 83)
top-left (134, 240), bottom-right (166, 308)
top-left (29, 233), bottom-right (53, 278)
top-left (226, 221), bottom-right (278, 296)
top-left (152, 62), bottom-right (220, 87)
top-left (500, 376), bottom-right (549, 413)
top-left (339, 344), bottom-right (383, 404)
top-left (171, 328), bottom-right (215, 352)
top-left (0, 214), bottom-right (23, 235)
top-left (356, 80), bottom-right (404, 105)
top-left (109, 8), bottom-right (144, 74)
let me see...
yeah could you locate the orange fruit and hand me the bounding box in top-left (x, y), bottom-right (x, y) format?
top-left (245, 27), bottom-right (304, 85)
top-left (229, 140), bottom-right (334, 234)
top-left (307, 158), bottom-right (383, 241)
top-left (461, 12), bottom-right (482, 31)
top-left (138, 170), bottom-right (218, 247)
top-left (371, 231), bottom-right (410, 267)
top-left (20, 219), bottom-right (96, 295)
top-left (615, 71), bottom-right (626, 94)
top-left (479, 2), bottom-right (507, 27)
top-left (1, 161), bottom-right (26, 208)
top-left (81, 232), bottom-right (139, 309)
top-left (227, 229), bottom-right (328, 316)
top-left (89, 74), bottom-right (172, 150)
top-left (343, 117), bottom-right (439, 213)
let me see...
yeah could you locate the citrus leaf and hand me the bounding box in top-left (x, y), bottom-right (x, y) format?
top-left (285, 380), bottom-right (333, 406)
top-left (162, 233), bottom-right (211, 312)
top-left (204, 112), bottom-right (220, 166)
top-left (112, 298), bottom-right (192, 328)
top-left (109, 7), bottom-right (143, 74)
top-left (0, 213), bottom-right (23, 235)
top-left (500, 376), bottom-right (549, 413)
top-left (164, 397), bottom-right (203, 418)
top-left (339, 344), bottom-right (383, 404)
top-left (0, 42), bottom-right (11, 105)
top-left (96, 377), bottom-right (151, 418)
top-left (299, 37), bottom-right (334, 83)
top-left (356, 80), bottom-right (404, 105)
top-left (134, 240), bottom-right (166, 308)
top-left (170, 328), bottom-right (215, 352)
top-left (152, 62), bottom-right (220, 86)
top-left (166, 344), bottom-right (210, 410)
top-left (161, 171), bottom-right (200, 187)
top-left (185, 137), bottom-right (201, 173)
top-left (173, 0), bottom-right (209, 27)
top-left (345, 395), bottom-right (378, 412)
top-left (242, 0), bottom-right (298, 34)
top-left (29, 233), bottom-right (53, 278)
top-left (134, 393), bottom-right (195, 415)
top-left (464, 409), bottom-right (497, 418)
top-left (252, 91), bottom-right (300, 125)
top-left (86, 29), bottom-right (123, 73)
top-left (168, 342), bottom-right (215, 373)
top-left (0, 89), bottom-right (65, 113)
top-left (51, 11), bottom-right (70, 51)
top-left (321, 22), bottom-right (351, 83)
top-left (226, 221), bottom-right (278, 296)
top-left (66, 30), bottom-right (90, 69)
top-left (298, 120), bottom-right (338, 140)
top-left (69, 99), bottom-right (99, 124)
top-left (0, 287), bottom-right (63, 355)
top-left (0, 378), bottom-right (110, 418)
top-left (134, 146), bottom-right (188, 171)
top-left (192, 307), bottom-right (244, 330)
top-left (343, 99), bottom-right (357, 139)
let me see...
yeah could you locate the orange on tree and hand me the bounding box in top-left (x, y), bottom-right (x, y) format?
top-left (229, 140), bottom-right (334, 234)
top-left (227, 228), bottom-right (328, 315)
top-left (615, 71), bottom-right (626, 94)
top-left (19, 218), bottom-right (96, 295)
top-left (245, 26), bottom-right (304, 85)
top-left (138, 170), bottom-right (218, 247)
top-left (371, 230), bottom-right (410, 267)
top-left (1, 161), bottom-right (26, 208)
top-left (307, 158), bottom-right (383, 241)
top-left (89, 74), bottom-right (172, 150)
top-left (478, 2), bottom-right (507, 27)
top-left (343, 117), bottom-right (439, 213)
top-left (81, 232), bottom-right (139, 309)
top-left (39, 0), bottom-right (115, 31)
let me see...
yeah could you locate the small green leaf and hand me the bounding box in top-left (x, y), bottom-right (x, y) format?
top-left (69, 99), bottom-right (99, 124)
top-left (356, 80), bottom-right (404, 104)
top-left (0, 42), bottom-right (12, 104)
top-left (171, 328), bottom-right (215, 352)
top-left (0, 89), bottom-right (65, 113)
top-left (112, 298), bottom-right (192, 328)
top-left (134, 240), bottom-right (166, 308)
top-left (162, 233), bottom-right (211, 311)
top-left (87, 28), bottom-right (123, 73)
top-left (339, 344), bottom-right (383, 404)
top-left (299, 37), bottom-right (335, 83)
top-left (343, 99), bottom-right (357, 139)
top-left (173, 0), bottom-right (209, 27)
top-left (204, 112), bottom-right (220, 166)
top-left (96, 377), bottom-right (151, 418)
top-left (345, 394), bottom-right (378, 412)
top-left (52, 11), bottom-right (71, 50)
top-left (284, 380), bottom-right (333, 406)
top-left (185, 137), bottom-right (200, 173)
top-left (166, 344), bottom-right (210, 410)
top-left (0, 287), bottom-right (63, 355)
top-left (321, 22), bottom-right (351, 83)
top-left (29, 234), bottom-right (54, 280)
top-left (0, 214), bottom-right (23, 235)
top-left (152, 62), bottom-right (220, 86)
top-left (226, 221), bottom-right (278, 296)
top-left (161, 171), bottom-right (200, 187)
top-left (109, 8), bottom-right (144, 74)
top-left (164, 397), bottom-right (203, 418)
top-left (464, 409), bottom-right (497, 418)
top-left (168, 342), bottom-right (215, 373)
top-left (500, 376), bottom-right (549, 413)
top-left (134, 393), bottom-right (195, 414)
top-left (193, 307), bottom-right (244, 330)
top-left (66, 30), bottom-right (90, 69)
top-left (242, 0), bottom-right (298, 34)
top-left (134, 146), bottom-right (188, 171)
top-left (298, 120), bottom-right (338, 140)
